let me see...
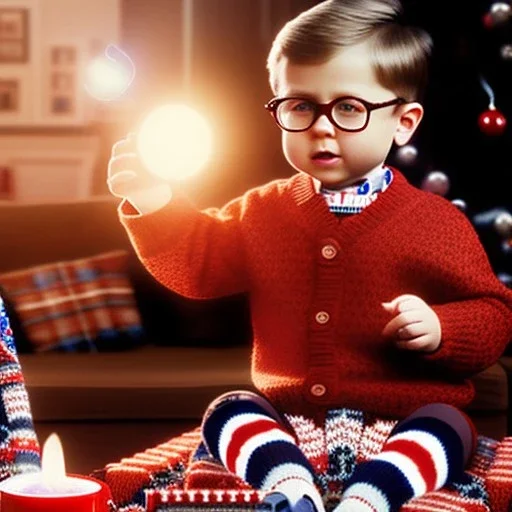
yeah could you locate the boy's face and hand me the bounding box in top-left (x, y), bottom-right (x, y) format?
top-left (273, 40), bottom-right (422, 189)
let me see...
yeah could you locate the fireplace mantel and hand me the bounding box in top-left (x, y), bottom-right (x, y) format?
top-left (0, 130), bottom-right (101, 202)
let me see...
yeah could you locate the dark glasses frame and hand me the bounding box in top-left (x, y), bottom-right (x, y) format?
top-left (264, 96), bottom-right (407, 133)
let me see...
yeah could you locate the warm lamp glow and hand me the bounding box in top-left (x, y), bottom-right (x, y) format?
top-left (41, 434), bottom-right (67, 492)
top-left (84, 44), bottom-right (135, 101)
top-left (136, 103), bottom-right (213, 181)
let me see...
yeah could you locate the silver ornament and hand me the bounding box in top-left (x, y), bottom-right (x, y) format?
top-left (490, 2), bottom-right (511, 25)
top-left (501, 44), bottom-right (512, 60)
top-left (494, 211), bottom-right (512, 237)
top-left (497, 273), bottom-right (512, 287)
top-left (395, 144), bottom-right (418, 166)
top-left (421, 171), bottom-right (450, 196)
top-left (451, 198), bottom-right (467, 212)
top-left (501, 239), bottom-right (512, 254)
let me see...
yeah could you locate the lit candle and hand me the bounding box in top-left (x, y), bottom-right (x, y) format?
top-left (0, 433), bottom-right (113, 512)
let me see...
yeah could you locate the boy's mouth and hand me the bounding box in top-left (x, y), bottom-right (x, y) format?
top-left (312, 151), bottom-right (341, 161)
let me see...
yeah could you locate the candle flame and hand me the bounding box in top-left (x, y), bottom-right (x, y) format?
top-left (41, 433), bottom-right (67, 490)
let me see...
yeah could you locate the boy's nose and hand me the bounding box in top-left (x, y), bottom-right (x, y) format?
top-left (311, 114), bottom-right (336, 136)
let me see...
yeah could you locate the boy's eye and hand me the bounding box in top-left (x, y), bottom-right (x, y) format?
top-left (335, 100), bottom-right (365, 114)
top-left (289, 101), bottom-right (314, 112)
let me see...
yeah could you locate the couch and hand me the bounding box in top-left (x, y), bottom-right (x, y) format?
top-left (0, 196), bottom-right (510, 475)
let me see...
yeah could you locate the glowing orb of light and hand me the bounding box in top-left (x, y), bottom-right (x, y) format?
top-left (84, 44), bottom-right (135, 101)
top-left (137, 104), bottom-right (213, 181)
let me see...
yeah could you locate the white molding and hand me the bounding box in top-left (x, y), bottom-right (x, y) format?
top-left (0, 133), bottom-right (100, 201)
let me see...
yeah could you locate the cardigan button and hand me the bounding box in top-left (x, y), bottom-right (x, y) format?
top-left (321, 244), bottom-right (337, 260)
top-left (310, 383), bottom-right (327, 397)
top-left (315, 311), bottom-right (330, 324)
top-left (319, 239), bottom-right (340, 265)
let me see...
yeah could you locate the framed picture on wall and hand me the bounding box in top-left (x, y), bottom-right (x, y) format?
top-left (0, 80), bottom-right (18, 112)
top-left (51, 72), bottom-right (73, 93)
top-left (0, 166), bottom-right (14, 200)
top-left (0, 8), bottom-right (28, 63)
top-left (51, 46), bottom-right (76, 67)
top-left (49, 45), bottom-right (76, 116)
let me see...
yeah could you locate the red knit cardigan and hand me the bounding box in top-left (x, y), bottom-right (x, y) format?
top-left (120, 169), bottom-right (512, 420)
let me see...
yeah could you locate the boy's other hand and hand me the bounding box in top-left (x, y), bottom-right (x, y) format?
top-left (381, 294), bottom-right (441, 353)
top-left (107, 132), bottom-right (172, 214)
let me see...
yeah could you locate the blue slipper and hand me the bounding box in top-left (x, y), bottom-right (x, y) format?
top-left (293, 496), bottom-right (316, 512)
top-left (258, 492), bottom-right (291, 512)
top-left (258, 493), bottom-right (317, 512)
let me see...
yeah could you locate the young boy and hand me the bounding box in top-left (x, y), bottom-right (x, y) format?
top-left (107, 0), bottom-right (512, 511)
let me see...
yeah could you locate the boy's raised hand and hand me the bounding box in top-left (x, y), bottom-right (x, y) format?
top-left (107, 132), bottom-right (172, 214)
top-left (381, 294), bottom-right (441, 353)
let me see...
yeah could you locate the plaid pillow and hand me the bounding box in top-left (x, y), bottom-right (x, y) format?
top-left (0, 250), bottom-right (145, 352)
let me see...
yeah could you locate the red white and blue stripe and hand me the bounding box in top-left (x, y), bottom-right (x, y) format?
top-left (0, 297), bottom-right (41, 480)
top-left (202, 392), bottom-right (323, 512)
top-left (334, 405), bottom-right (475, 512)
top-left (320, 167), bottom-right (393, 215)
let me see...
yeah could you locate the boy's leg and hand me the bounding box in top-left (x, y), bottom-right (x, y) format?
top-left (334, 403), bottom-right (476, 512)
top-left (201, 391), bottom-right (325, 512)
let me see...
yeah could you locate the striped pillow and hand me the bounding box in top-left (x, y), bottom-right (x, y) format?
top-left (0, 250), bottom-right (144, 352)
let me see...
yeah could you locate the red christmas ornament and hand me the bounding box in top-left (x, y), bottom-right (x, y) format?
top-left (478, 107), bottom-right (507, 135)
top-left (482, 12), bottom-right (494, 29)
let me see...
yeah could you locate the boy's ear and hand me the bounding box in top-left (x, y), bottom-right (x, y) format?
top-left (394, 102), bottom-right (424, 146)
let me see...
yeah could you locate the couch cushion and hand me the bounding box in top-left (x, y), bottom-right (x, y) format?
top-left (20, 345), bottom-right (254, 421)
top-left (0, 197), bottom-right (252, 350)
top-left (0, 250), bottom-right (144, 352)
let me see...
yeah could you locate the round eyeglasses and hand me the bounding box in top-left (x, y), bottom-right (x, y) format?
top-left (265, 96), bottom-right (407, 133)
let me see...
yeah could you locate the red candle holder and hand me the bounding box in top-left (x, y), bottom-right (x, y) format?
top-left (0, 473), bottom-right (114, 512)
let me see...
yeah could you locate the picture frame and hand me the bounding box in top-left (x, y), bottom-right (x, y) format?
top-left (0, 166), bottom-right (14, 200)
top-left (49, 45), bottom-right (77, 116)
top-left (51, 72), bottom-right (73, 94)
top-left (0, 7), bottom-right (29, 63)
top-left (0, 80), bottom-right (19, 112)
top-left (51, 46), bottom-right (76, 67)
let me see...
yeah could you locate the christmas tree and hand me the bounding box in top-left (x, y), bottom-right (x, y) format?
top-left (389, 0), bottom-right (512, 286)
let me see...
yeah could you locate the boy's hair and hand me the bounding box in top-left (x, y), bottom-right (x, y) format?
top-left (267, 0), bottom-right (433, 102)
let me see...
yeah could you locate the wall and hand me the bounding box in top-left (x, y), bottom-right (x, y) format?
top-left (117, 0), bottom-right (317, 207)
top-left (0, 0), bottom-right (121, 127)
top-left (0, 0), bottom-right (121, 202)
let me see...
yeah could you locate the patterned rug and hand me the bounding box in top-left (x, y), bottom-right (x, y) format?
top-left (95, 410), bottom-right (512, 512)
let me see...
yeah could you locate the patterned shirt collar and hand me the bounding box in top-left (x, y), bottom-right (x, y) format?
top-left (319, 165), bottom-right (393, 215)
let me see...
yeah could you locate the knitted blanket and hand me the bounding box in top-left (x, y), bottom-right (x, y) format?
top-left (97, 410), bottom-right (512, 512)
top-left (0, 297), bottom-right (41, 480)
top-left (1, 292), bottom-right (510, 512)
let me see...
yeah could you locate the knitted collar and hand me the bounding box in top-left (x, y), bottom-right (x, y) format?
top-left (320, 167), bottom-right (393, 214)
